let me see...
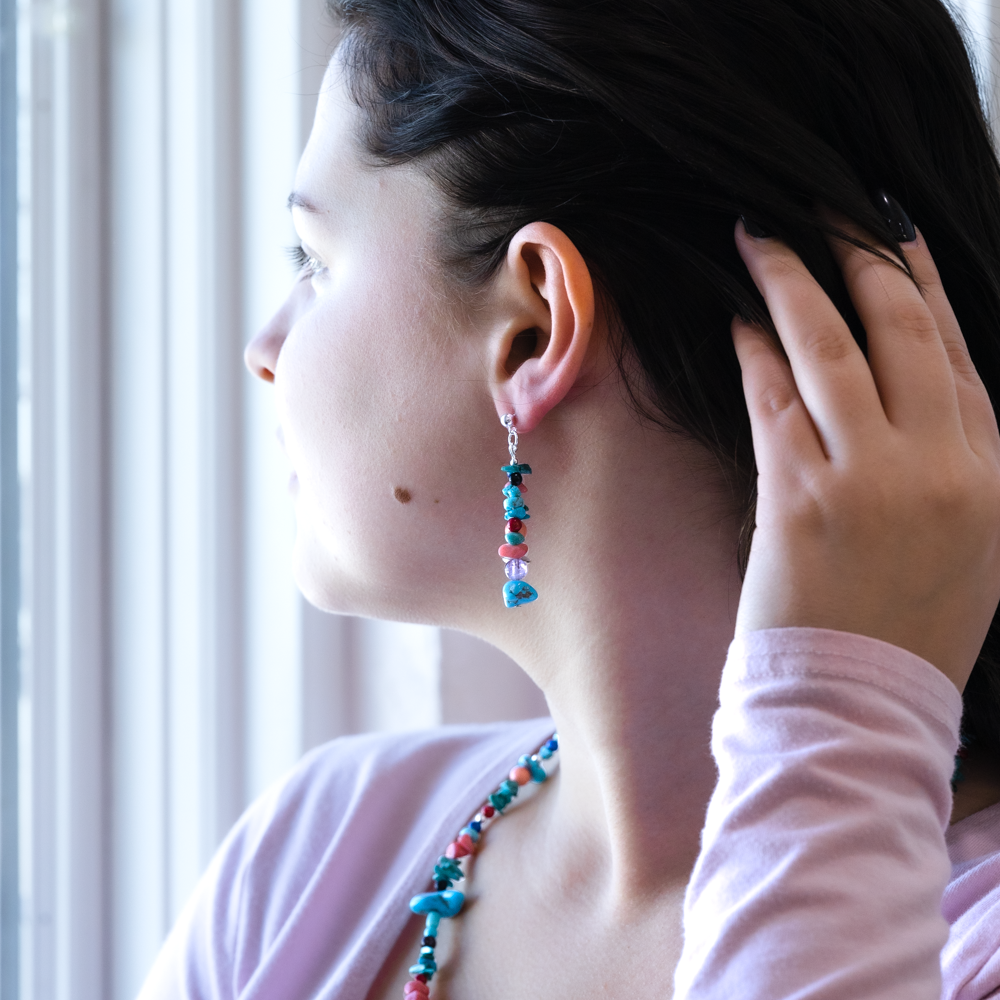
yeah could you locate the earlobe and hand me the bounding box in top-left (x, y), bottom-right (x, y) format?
top-left (492, 223), bottom-right (595, 434)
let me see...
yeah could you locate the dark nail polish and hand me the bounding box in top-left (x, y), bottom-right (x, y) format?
top-left (874, 189), bottom-right (916, 243)
top-left (741, 215), bottom-right (774, 239)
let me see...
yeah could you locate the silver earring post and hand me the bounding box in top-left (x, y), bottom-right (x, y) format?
top-left (501, 413), bottom-right (518, 465)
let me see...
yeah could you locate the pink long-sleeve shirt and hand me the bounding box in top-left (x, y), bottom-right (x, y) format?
top-left (138, 629), bottom-right (1000, 999)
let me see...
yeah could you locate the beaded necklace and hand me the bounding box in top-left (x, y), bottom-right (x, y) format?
top-left (402, 733), bottom-right (560, 998)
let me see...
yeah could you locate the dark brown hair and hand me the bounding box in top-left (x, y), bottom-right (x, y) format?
top-left (329, 0), bottom-right (1000, 751)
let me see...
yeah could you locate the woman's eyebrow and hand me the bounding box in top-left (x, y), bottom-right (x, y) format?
top-left (287, 191), bottom-right (319, 213)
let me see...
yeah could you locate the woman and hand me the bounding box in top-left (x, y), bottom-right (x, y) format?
top-left (141, 0), bottom-right (1000, 997)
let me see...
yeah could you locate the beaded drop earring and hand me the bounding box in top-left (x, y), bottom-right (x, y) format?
top-left (498, 414), bottom-right (538, 608)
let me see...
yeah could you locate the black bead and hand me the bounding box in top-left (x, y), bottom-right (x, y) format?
top-left (508, 472), bottom-right (523, 485)
top-left (434, 879), bottom-right (449, 891)
top-left (422, 936), bottom-right (437, 947)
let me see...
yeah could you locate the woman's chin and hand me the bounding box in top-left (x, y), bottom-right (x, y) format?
top-left (290, 527), bottom-right (411, 620)
top-left (292, 531), bottom-right (358, 615)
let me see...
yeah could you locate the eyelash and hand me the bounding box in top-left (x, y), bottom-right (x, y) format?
top-left (286, 244), bottom-right (325, 277)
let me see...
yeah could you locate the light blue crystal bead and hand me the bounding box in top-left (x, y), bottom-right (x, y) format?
top-left (505, 558), bottom-right (528, 581)
top-left (409, 889), bottom-right (465, 918)
top-left (460, 825), bottom-right (480, 842)
top-left (503, 580), bottom-right (538, 608)
top-left (539, 745), bottom-right (553, 759)
top-left (505, 531), bottom-right (525, 545)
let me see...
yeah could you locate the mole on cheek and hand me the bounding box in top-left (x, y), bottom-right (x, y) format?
top-left (393, 487), bottom-right (413, 504)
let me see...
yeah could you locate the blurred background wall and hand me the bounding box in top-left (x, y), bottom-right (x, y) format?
top-left (0, 0), bottom-right (993, 998)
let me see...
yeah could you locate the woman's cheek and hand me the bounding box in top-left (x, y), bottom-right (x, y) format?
top-left (275, 305), bottom-right (454, 595)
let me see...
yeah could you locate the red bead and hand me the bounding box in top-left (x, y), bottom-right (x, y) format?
top-left (482, 804), bottom-right (495, 818)
top-left (446, 840), bottom-right (470, 859)
top-left (415, 974), bottom-right (429, 984)
top-left (506, 517), bottom-right (523, 533)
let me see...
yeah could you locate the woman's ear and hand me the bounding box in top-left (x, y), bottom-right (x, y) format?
top-left (490, 223), bottom-right (595, 433)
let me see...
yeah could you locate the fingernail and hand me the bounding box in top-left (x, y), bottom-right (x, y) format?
top-left (874, 189), bottom-right (916, 243)
top-left (741, 215), bottom-right (774, 239)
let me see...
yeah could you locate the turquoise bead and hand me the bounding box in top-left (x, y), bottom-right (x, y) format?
top-left (425, 912), bottom-right (441, 936)
top-left (488, 791), bottom-right (510, 812)
top-left (539, 745), bottom-right (553, 759)
top-left (520, 753), bottom-right (545, 781)
top-left (410, 960), bottom-right (437, 976)
top-left (503, 580), bottom-right (538, 608)
top-left (501, 463), bottom-right (532, 475)
top-left (502, 485), bottom-right (522, 498)
top-left (434, 857), bottom-right (463, 881)
top-left (409, 889), bottom-right (465, 918)
top-left (505, 531), bottom-right (525, 545)
top-left (505, 506), bottom-right (528, 520)
top-left (500, 778), bottom-right (520, 797)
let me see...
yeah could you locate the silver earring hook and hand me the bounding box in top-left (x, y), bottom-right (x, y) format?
top-left (501, 413), bottom-right (518, 464)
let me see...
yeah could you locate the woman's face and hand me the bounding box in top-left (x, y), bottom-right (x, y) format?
top-left (246, 57), bottom-right (507, 624)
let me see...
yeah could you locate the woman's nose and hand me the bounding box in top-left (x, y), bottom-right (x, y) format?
top-left (245, 276), bottom-right (313, 383)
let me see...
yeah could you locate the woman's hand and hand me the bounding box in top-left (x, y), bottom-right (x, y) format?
top-left (732, 216), bottom-right (1000, 689)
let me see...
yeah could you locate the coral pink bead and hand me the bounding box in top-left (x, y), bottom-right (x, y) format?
top-left (510, 765), bottom-right (532, 785)
top-left (446, 840), bottom-right (470, 859)
top-left (482, 804), bottom-right (495, 818)
top-left (498, 543), bottom-right (528, 559)
top-left (457, 832), bottom-right (475, 853)
top-left (405, 982), bottom-right (429, 997)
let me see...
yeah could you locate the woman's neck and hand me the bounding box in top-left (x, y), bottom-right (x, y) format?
top-left (478, 393), bottom-right (743, 905)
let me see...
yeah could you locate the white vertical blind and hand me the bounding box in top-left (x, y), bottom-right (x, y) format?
top-left (20, 2), bottom-right (108, 1000)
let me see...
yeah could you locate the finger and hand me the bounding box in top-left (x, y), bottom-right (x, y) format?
top-left (823, 215), bottom-right (961, 437)
top-left (731, 317), bottom-right (827, 485)
top-left (735, 221), bottom-right (885, 457)
top-left (905, 228), bottom-right (1000, 458)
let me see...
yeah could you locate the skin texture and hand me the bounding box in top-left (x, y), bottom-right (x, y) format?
top-left (245, 53), bottom-right (1000, 999)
